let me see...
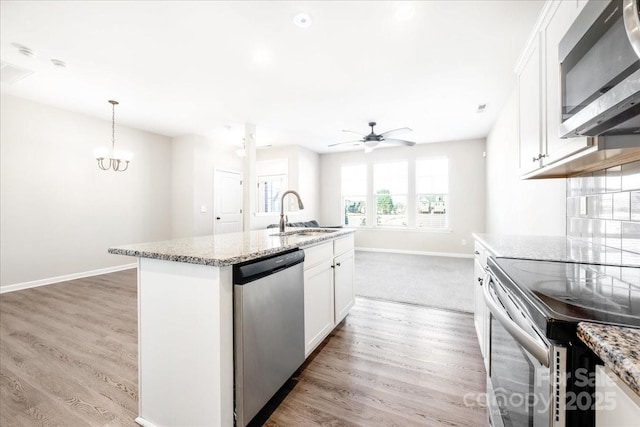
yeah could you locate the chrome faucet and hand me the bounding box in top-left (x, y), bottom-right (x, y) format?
top-left (279, 190), bottom-right (304, 232)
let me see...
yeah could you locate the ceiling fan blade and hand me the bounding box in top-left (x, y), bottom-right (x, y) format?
top-left (379, 127), bottom-right (413, 138)
top-left (382, 138), bottom-right (416, 146)
top-left (341, 129), bottom-right (366, 136)
top-left (328, 139), bottom-right (363, 147)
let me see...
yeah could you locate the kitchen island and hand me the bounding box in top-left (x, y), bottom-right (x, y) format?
top-left (109, 228), bottom-right (355, 427)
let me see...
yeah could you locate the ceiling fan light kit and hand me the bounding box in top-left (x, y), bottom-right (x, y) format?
top-left (329, 121), bottom-right (417, 152)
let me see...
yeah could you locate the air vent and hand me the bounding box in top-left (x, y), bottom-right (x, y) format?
top-left (0, 61), bottom-right (33, 84)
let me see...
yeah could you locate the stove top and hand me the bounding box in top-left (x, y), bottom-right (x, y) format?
top-left (490, 257), bottom-right (640, 341)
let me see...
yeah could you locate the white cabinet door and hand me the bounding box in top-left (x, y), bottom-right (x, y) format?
top-left (304, 260), bottom-right (335, 356)
top-left (518, 33), bottom-right (544, 175)
top-left (473, 259), bottom-right (486, 360)
top-left (595, 365), bottom-right (640, 426)
top-left (542, 0), bottom-right (591, 165)
top-left (334, 249), bottom-right (355, 324)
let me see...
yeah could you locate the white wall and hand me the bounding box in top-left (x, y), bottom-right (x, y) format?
top-left (485, 90), bottom-right (566, 236)
top-left (319, 139), bottom-right (486, 255)
top-left (0, 94), bottom-right (172, 289)
top-left (171, 134), bottom-right (243, 238)
top-left (252, 145), bottom-right (320, 230)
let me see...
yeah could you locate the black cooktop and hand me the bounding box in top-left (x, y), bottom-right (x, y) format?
top-left (490, 257), bottom-right (640, 341)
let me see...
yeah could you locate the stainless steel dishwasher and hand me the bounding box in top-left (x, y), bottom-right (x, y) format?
top-left (233, 249), bottom-right (305, 427)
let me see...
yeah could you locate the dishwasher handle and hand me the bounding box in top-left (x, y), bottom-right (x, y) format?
top-left (233, 249), bottom-right (305, 285)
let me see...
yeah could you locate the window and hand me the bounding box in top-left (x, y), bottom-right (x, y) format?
top-left (374, 161), bottom-right (408, 228)
top-left (258, 174), bottom-right (286, 212)
top-left (416, 158), bottom-right (448, 229)
top-left (341, 164), bottom-right (367, 227)
top-left (257, 159), bottom-right (288, 213)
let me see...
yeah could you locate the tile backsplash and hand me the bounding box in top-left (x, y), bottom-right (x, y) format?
top-left (567, 160), bottom-right (640, 264)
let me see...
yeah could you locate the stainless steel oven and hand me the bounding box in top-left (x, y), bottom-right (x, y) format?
top-left (484, 257), bottom-right (639, 427)
top-left (559, 0), bottom-right (640, 138)
top-left (484, 269), bottom-right (567, 427)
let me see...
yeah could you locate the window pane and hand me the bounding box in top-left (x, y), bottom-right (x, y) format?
top-left (376, 194), bottom-right (407, 227)
top-left (416, 158), bottom-right (448, 194)
top-left (417, 194), bottom-right (448, 229)
top-left (343, 196), bottom-right (367, 227)
top-left (258, 174), bottom-right (285, 212)
top-left (341, 164), bottom-right (367, 195)
top-left (373, 161), bottom-right (408, 194)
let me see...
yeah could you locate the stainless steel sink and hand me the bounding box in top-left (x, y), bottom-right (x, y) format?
top-left (269, 229), bottom-right (339, 237)
top-left (296, 229), bottom-right (339, 236)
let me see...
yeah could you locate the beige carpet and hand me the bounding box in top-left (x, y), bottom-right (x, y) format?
top-left (354, 250), bottom-right (474, 313)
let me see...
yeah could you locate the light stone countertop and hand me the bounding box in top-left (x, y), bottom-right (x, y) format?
top-left (108, 228), bottom-right (355, 267)
top-left (577, 322), bottom-right (640, 397)
top-left (473, 233), bottom-right (640, 267)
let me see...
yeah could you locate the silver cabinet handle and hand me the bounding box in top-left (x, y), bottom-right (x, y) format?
top-left (482, 273), bottom-right (550, 367)
top-left (624, 0), bottom-right (640, 59)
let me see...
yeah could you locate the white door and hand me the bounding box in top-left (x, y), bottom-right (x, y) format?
top-left (214, 169), bottom-right (243, 234)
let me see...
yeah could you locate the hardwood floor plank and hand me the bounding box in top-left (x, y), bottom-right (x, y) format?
top-left (1, 270), bottom-right (138, 426)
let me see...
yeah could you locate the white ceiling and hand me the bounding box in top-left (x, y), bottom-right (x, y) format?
top-left (0, 1), bottom-right (543, 153)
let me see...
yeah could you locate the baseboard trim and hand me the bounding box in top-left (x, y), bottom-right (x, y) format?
top-left (354, 247), bottom-right (474, 259)
top-left (135, 417), bottom-right (157, 427)
top-left (0, 263), bottom-right (137, 294)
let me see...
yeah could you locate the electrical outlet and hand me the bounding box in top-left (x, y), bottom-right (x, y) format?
top-left (461, 239), bottom-right (467, 246)
top-left (200, 205), bottom-right (207, 213)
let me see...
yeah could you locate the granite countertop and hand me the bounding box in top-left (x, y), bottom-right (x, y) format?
top-left (473, 233), bottom-right (640, 267)
top-left (577, 322), bottom-right (640, 396)
top-left (109, 228), bottom-right (355, 267)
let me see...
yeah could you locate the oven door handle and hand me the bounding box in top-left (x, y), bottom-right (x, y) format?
top-left (623, 0), bottom-right (640, 59)
top-left (483, 273), bottom-right (550, 367)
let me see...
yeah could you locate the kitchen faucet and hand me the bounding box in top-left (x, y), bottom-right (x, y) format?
top-left (279, 190), bottom-right (304, 232)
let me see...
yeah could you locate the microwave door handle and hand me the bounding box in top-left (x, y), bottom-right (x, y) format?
top-left (483, 275), bottom-right (550, 367)
top-left (623, 0), bottom-right (640, 59)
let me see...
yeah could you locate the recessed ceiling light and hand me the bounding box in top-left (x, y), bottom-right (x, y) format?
top-left (293, 13), bottom-right (312, 28)
top-left (395, 2), bottom-right (415, 21)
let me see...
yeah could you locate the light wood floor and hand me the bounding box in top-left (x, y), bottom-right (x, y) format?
top-left (1, 270), bottom-right (487, 426)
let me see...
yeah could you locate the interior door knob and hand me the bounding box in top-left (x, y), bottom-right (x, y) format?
top-left (216, 217), bottom-right (221, 220)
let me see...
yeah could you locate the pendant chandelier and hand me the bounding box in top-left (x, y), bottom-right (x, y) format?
top-left (95, 100), bottom-right (131, 172)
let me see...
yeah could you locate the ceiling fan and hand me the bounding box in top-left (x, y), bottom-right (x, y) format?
top-left (329, 122), bottom-right (416, 152)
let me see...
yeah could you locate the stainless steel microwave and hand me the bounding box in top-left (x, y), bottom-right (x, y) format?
top-left (559, 0), bottom-right (640, 138)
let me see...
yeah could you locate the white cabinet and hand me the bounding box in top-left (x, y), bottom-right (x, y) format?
top-left (517, 0), bottom-right (593, 178)
top-left (473, 240), bottom-right (490, 370)
top-left (541, 0), bottom-right (591, 165)
top-left (334, 249), bottom-right (355, 324)
top-left (303, 258), bottom-right (335, 356)
top-left (518, 33), bottom-right (544, 175)
top-left (303, 234), bottom-right (355, 357)
top-left (595, 365), bottom-right (640, 427)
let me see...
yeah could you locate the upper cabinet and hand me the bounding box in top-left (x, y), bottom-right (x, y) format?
top-left (517, 34), bottom-right (544, 175)
top-left (516, 0), bottom-right (640, 179)
top-left (541, 0), bottom-right (591, 164)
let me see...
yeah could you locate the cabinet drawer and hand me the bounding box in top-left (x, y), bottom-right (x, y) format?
top-left (303, 242), bottom-right (333, 270)
top-left (334, 234), bottom-right (354, 256)
top-left (474, 241), bottom-right (487, 269)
